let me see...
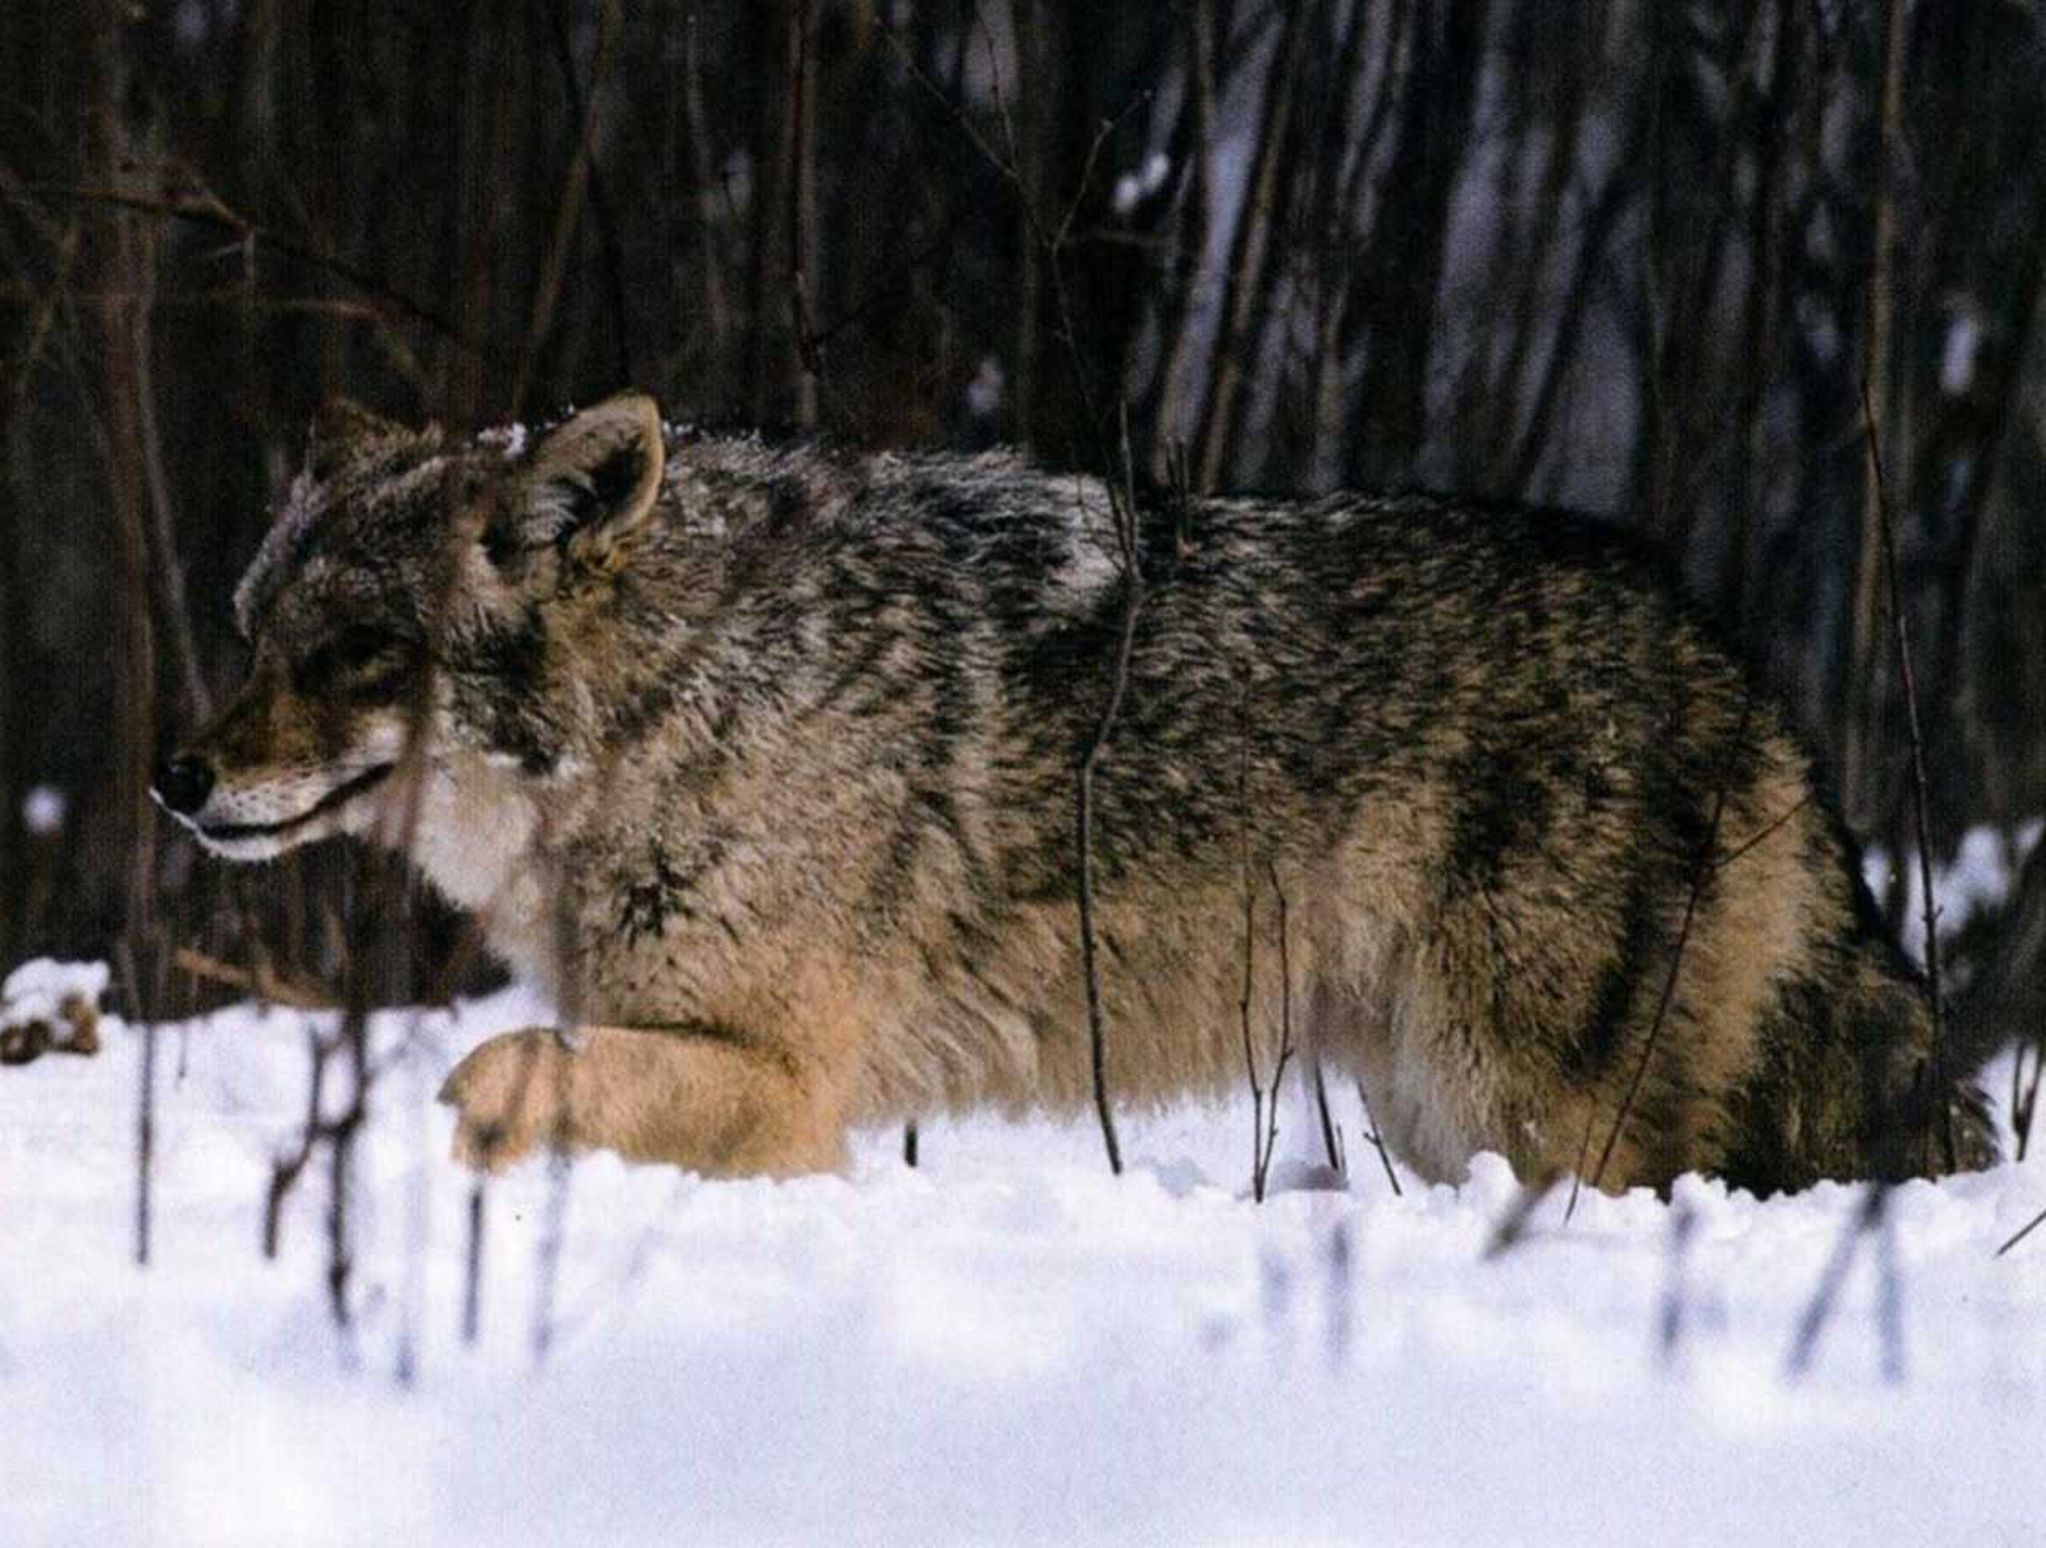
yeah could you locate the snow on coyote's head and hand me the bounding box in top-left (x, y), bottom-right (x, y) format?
top-left (154, 393), bottom-right (669, 859)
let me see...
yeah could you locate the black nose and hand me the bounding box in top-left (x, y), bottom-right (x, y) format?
top-left (152, 755), bottom-right (215, 816)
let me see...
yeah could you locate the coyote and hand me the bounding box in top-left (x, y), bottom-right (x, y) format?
top-left (155, 392), bottom-right (1991, 1193)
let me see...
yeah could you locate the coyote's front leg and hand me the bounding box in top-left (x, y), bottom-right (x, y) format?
top-left (438, 1023), bottom-right (850, 1176)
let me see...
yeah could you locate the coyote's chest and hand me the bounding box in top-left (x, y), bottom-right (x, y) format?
top-left (408, 755), bottom-right (551, 980)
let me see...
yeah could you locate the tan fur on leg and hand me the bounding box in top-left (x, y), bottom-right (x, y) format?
top-left (438, 1024), bottom-right (849, 1176)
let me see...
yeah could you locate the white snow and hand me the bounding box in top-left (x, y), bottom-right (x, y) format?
top-left (1866, 819), bottom-right (2044, 967)
top-left (21, 784), bottom-right (66, 836)
top-left (1, 958), bottom-right (108, 1028)
top-left (476, 422), bottom-right (530, 460)
top-left (965, 355), bottom-right (1006, 420)
top-left (1941, 310), bottom-right (1982, 396)
top-left (172, 0), bottom-right (208, 48)
top-left (1, 980), bottom-right (2041, 1545)
top-left (1111, 151), bottom-right (1172, 215)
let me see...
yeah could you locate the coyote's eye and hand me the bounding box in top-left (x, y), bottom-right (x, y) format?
top-left (294, 625), bottom-right (413, 695)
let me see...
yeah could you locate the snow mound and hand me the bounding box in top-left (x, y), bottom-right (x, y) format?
top-left (0, 983), bottom-right (2041, 1544)
top-left (1, 958), bottom-right (110, 1027)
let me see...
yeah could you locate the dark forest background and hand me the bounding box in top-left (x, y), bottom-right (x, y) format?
top-left (4, 0), bottom-right (2046, 1025)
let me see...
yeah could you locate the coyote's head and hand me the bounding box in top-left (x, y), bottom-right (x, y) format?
top-left (154, 392), bottom-right (669, 860)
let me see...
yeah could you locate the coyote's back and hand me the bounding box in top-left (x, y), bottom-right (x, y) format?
top-left (157, 393), bottom-right (1992, 1192)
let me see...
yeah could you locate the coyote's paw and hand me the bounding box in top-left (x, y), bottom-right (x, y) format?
top-left (438, 1028), bottom-right (579, 1171)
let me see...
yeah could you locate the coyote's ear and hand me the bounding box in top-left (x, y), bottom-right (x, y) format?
top-left (309, 397), bottom-right (408, 478)
top-left (515, 393), bottom-right (665, 565)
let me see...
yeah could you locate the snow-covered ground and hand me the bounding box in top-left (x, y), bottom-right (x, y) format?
top-left (3, 972), bottom-right (2044, 1547)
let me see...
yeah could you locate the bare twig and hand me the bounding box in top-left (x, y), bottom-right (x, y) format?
top-left (785, 0), bottom-right (822, 419)
top-left (804, 221), bottom-right (963, 351)
top-left (126, 214), bottom-right (209, 723)
top-left (1355, 1080), bottom-right (1403, 1197)
top-left (1053, 107), bottom-right (1134, 254)
top-left (1571, 700), bottom-right (1754, 1216)
top-left (1842, 0), bottom-right (1909, 819)
top-left (34, 184), bottom-right (494, 362)
top-left (324, 652), bottom-right (445, 1348)
top-left (1860, 375), bottom-right (1954, 1172)
top-left (540, 0), bottom-right (633, 384)
top-left (1310, 1057), bottom-right (1346, 1176)
top-left (1148, 0), bottom-right (1216, 468)
top-left (1786, 374), bottom-right (1952, 1378)
top-left (680, 10), bottom-right (732, 355)
top-left (1997, 1205), bottom-right (2046, 1259)
top-left (324, 975), bottom-right (373, 1352)
top-left (264, 1022), bottom-right (332, 1259)
top-left (878, 19), bottom-right (1024, 193)
top-left (1034, 85), bottom-right (1157, 1182)
top-left (1504, 142), bottom-right (1645, 492)
top-left (258, 492), bottom-right (464, 1345)
top-left (3, 214), bottom-right (80, 411)
top-left (1071, 403), bottom-right (1146, 1176)
top-left (173, 946), bottom-right (336, 1012)
top-left (884, 11), bottom-right (1142, 446)
top-left (115, 939), bottom-right (154, 1268)
top-left (511, 0), bottom-right (623, 417)
top-left (1238, 809), bottom-right (1263, 1195)
top-left (1234, 809), bottom-right (1299, 1202)
top-left (1710, 793), bottom-right (1814, 872)
top-left (1194, 0), bottom-right (1309, 491)
top-left (809, 12), bottom-right (1155, 1172)
top-left (1260, 862), bottom-right (1298, 1199)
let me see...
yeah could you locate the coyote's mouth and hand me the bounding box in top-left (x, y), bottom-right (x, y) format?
top-left (195, 762), bottom-right (397, 843)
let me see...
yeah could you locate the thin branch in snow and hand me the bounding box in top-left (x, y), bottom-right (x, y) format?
top-left (1997, 1206), bottom-right (2046, 1259)
top-left (1071, 402), bottom-right (1145, 1177)
top-left (116, 938), bottom-right (154, 1268)
top-left (1238, 810), bottom-right (1264, 1196)
top-left (1572, 697), bottom-right (1753, 1219)
top-left (1355, 1081), bottom-right (1402, 1198)
top-left (1261, 862), bottom-right (1297, 1199)
top-left (1859, 374), bottom-right (1956, 1173)
top-left (1310, 1057), bottom-right (1346, 1177)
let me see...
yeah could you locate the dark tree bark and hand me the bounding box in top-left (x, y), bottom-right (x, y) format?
top-left (1341, 0), bottom-right (1489, 487)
